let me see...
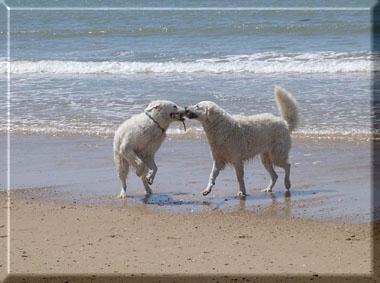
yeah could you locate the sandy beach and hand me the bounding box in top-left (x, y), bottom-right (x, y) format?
top-left (0, 135), bottom-right (376, 282)
top-left (1, 1), bottom-right (377, 281)
top-left (0, 192), bottom-right (375, 282)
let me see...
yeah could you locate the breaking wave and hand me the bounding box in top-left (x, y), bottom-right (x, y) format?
top-left (0, 124), bottom-right (374, 142)
top-left (0, 52), bottom-right (376, 75)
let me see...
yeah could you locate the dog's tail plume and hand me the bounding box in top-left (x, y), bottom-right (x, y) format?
top-left (274, 86), bottom-right (299, 132)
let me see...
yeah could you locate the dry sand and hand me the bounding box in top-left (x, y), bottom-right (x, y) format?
top-left (0, 192), bottom-right (375, 281)
top-left (0, 135), bottom-right (377, 282)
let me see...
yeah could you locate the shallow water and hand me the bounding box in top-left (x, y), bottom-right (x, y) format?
top-left (0, 4), bottom-right (375, 141)
top-left (0, 72), bottom-right (373, 141)
top-left (1, 135), bottom-right (372, 223)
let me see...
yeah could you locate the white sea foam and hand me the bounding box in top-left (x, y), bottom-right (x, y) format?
top-left (0, 52), bottom-right (375, 75)
top-left (0, 124), bottom-right (374, 142)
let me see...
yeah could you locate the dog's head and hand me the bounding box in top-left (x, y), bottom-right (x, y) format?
top-left (145, 100), bottom-right (186, 126)
top-left (184, 101), bottom-right (220, 122)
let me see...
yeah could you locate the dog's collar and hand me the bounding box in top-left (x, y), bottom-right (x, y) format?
top-left (145, 111), bottom-right (166, 133)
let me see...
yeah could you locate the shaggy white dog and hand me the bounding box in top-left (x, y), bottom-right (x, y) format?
top-left (114, 100), bottom-right (185, 198)
top-left (185, 86), bottom-right (299, 197)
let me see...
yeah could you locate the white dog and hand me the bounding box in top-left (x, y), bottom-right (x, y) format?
top-left (185, 86), bottom-right (299, 197)
top-left (113, 100), bottom-right (186, 198)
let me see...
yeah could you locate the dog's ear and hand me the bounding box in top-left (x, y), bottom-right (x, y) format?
top-left (205, 105), bottom-right (209, 117)
top-left (205, 103), bottom-right (218, 121)
top-left (145, 101), bottom-right (162, 112)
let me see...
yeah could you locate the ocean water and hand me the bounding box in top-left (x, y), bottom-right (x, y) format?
top-left (0, 3), bottom-right (376, 141)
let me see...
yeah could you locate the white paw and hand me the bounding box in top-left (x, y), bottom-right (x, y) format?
top-left (238, 191), bottom-right (247, 197)
top-left (202, 189), bottom-right (211, 196)
top-left (261, 187), bottom-right (272, 193)
top-left (118, 191), bottom-right (127, 199)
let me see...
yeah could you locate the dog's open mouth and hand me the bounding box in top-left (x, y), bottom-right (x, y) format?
top-left (170, 113), bottom-right (187, 131)
top-left (170, 113), bottom-right (185, 121)
top-left (185, 111), bottom-right (198, 119)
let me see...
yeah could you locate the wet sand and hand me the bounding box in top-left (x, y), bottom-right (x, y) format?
top-left (0, 135), bottom-right (375, 280)
top-left (0, 135), bottom-right (372, 222)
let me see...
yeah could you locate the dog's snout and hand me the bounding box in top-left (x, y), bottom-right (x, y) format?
top-left (184, 107), bottom-right (198, 119)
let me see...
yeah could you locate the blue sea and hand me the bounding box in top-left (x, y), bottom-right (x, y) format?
top-left (0, 1), bottom-right (377, 141)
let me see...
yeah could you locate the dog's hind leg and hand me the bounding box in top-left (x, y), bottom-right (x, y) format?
top-left (136, 162), bottom-right (153, 195)
top-left (260, 152), bottom-right (278, 193)
top-left (271, 149), bottom-right (291, 190)
top-left (203, 160), bottom-right (224, 196)
top-left (141, 176), bottom-right (152, 195)
top-left (145, 157), bottom-right (157, 185)
top-left (234, 162), bottom-right (247, 197)
top-left (275, 161), bottom-right (291, 190)
top-left (284, 163), bottom-right (291, 190)
top-left (119, 145), bottom-right (146, 177)
top-left (115, 154), bottom-right (129, 199)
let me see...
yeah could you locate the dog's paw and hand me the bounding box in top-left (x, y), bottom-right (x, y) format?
top-left (261, 187), bottom-right (272, 193)
top-left (118, 191), bottom-right (127, 199)
top-left (145, 188), bottom-right (152, 195)
top-left (202, 189), bottom-right (211, 196)
top-left (237, 191), bottom-right (247, 197)
top-left (146, 171), bottom-right (154, 185)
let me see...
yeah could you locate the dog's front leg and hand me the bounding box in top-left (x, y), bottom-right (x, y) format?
top-left (145, 157), bottom-right (157, 185)
top-left (203, 160), bottom-right (223, 196)
top-left (119, 146), bottom-right (146, 177)
top-left (141, 177), bottom-right (153, 195)
top-left (234, 162), bottom-right (246, 197)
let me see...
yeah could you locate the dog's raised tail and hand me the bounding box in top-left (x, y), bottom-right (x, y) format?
top-left (274, 86), bottom-right (299, 132)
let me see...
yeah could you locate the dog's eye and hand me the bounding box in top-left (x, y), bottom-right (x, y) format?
top-left (173, 105), bottom-right (177, 109)
top-left (196, 105), bottom-right (200, 109)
